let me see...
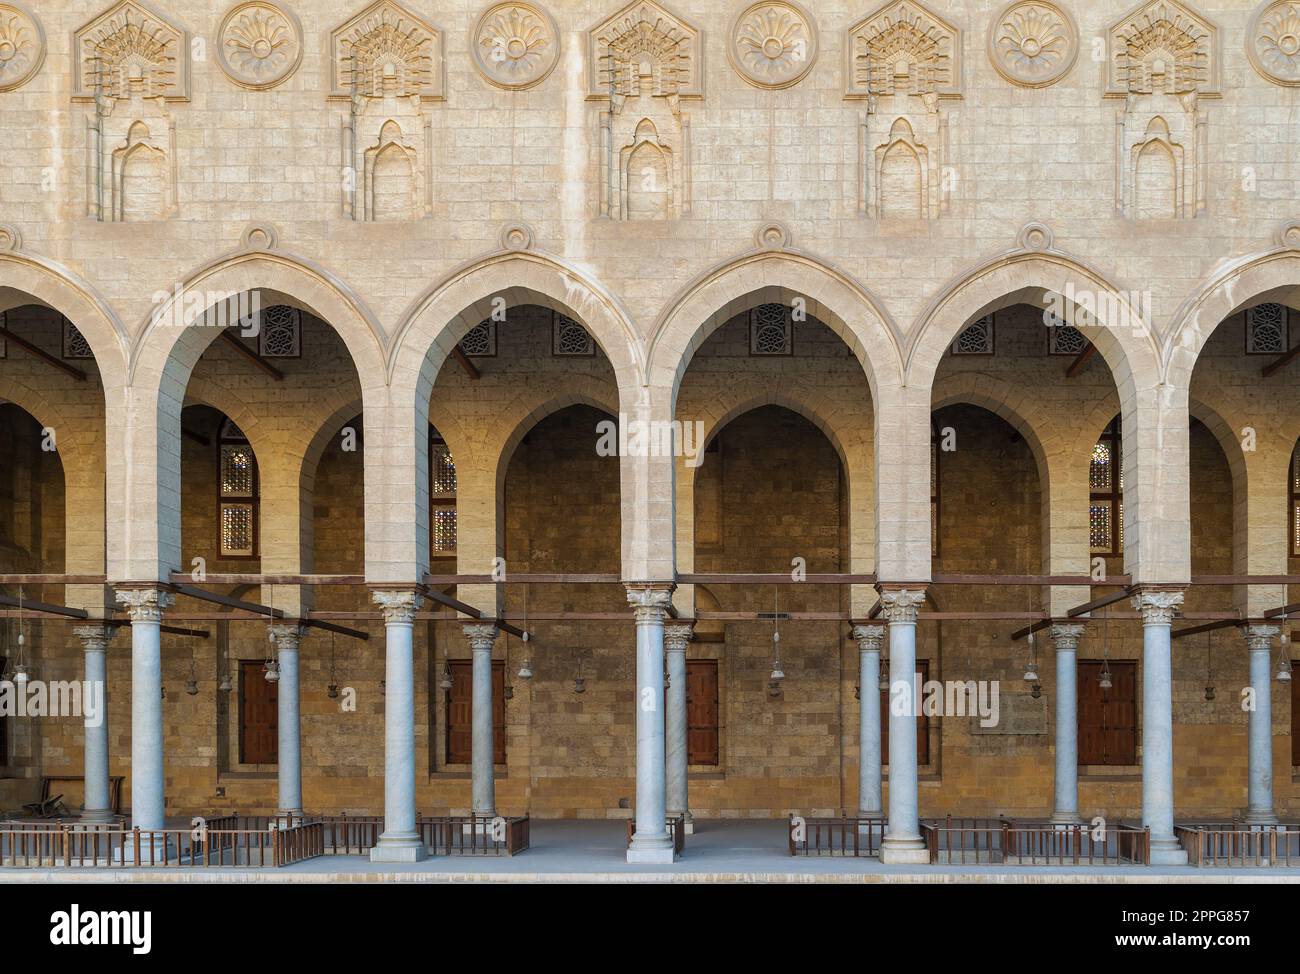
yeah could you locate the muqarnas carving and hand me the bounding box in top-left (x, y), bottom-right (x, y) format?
top-left (1105, 0), bottom-right (1219, 219)
top-left (330, 1), bottom-right (445, 221)
top-left (0, 2), bottom-right (45, 93)
top-left (588, 1), bottom-right (701, 219)
top-left (74, 1), bottom-right (189, 222)
top-left (846, 0), bottom-right (961, 219)
top-left (1247, 1), bottom-right (1300, 86)
top-left (217, 1), bottom-right (303, 90)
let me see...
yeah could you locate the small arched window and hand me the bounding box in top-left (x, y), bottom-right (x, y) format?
top-left (218, 418), bottom-right (258, 558)
top-left (1090, 418), bottom-right (1123, 556)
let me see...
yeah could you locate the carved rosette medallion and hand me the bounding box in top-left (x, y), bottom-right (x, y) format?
top-left (989, 1), bottom-right (1078, 88)
top-left (727, 0), bottom-right (818, 90)
top-left (218, 1), bottom-right (303, 90)
top-left (472, 2), bottom-right (560, 90)
top-left (0, 2), bottom-right (43, 92)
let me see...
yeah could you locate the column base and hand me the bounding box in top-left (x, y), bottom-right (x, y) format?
top-left (667, 810), bottom-right (694, 835)
top-left (879, 836), bottom-right (930, 865)
top-left (1149, 837), bottom-right (1189, 866)
top-left (79, 807), bottom-right (117, 825)
top-left (1243, 808), bottom-right (1278, 826)
top-left (627, 832), bottom-right (677, 864)
top-left (1049, 811), bottom-right (1084, 826)
top-left (369, 832), bottom-right (428, 863)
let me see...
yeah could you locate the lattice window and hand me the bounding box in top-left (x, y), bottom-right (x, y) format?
top-left (218, 417), bottom-right (258, 558)
top-left (1291, 443), bottom-right (1300, 559)
top-left (459, 320), bottom-right (496, 357)
top-left (952, 314), bottom-right (994, 355)
top-left (1246, 303), bottom-right (1288, 355)
top-left (430, 426), bottom-right (457, 555)
top-left (748, 303), bottom-right (793, 356)
top-left (552, 314), bottom-right (595, 356)
top-left (257, 305), bottom-right (301, 358)
top-left (1047, 321), bottom-right (1088, 356)
top-left (62, 319), bottom-right (94, 359)
top-left (1090, 418), bottom-right (1123, 556)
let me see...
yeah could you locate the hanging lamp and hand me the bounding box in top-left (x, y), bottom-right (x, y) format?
top-left (1098, 607), bottom-right (1113, 690)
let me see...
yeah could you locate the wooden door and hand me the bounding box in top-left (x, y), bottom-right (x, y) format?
top-left (446, 660), bottom-right (506, 765)
top-left (1078, 660), bottom-right (1137, 765)
top-left (239, 660), bottom-right (277, 764)
top-left (686, 660), bottom-right (719, 765)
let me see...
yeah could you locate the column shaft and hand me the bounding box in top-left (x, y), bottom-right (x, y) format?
top-left (464, 623), bottom-right (499, 818)
top-left (1244, 626), bottom-right (1279, 824)
top-left (73, 626), bottom-right (114, 823)
top-left (878, 589), bottom-right (928, 864)
top-left (371, 590), bottom-right (426, 862)
top-left (664, 624), bottom-right (693, 831)
top-left (116, 589), bottom-right (173, 833)
top-left (1134, 590), bottom-right (1188, 865)
top-left (627, 585), bottom-right (675, 863)
top-left (851, 624), bottom-right (884, 816)
top-left (269, 625), bottom-right (305, 820)
top-left (1050, 624), bottom-right (1086, 824)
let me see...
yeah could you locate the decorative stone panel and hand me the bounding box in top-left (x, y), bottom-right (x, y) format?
top-left (845, 0), bottom-right (960, 105)
top-left (1247, 0), bottom-right (1300, 86)
top-left (587, 0), bottom-right (702, 107)
top-left (1104, 0), bottom-right (1219, 98)
top-left (0, 2), bottom-right (44, 93)
top-left (988, 1), bottom-right (1077, 88)
top-left (217, 1), bottom-right (303, 90)
top-left (73, 0), bottom-right (189, 103)
top-left (471, 2), bottom-right (560, 91)
top-left (726, 0), bottom-right (818, 90)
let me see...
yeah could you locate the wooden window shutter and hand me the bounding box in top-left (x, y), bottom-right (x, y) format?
top-left (881, 659), bottom-right (929, 765)
top-left (686, 660), bottom-right (720, 766)
top-left (445, 660), bottom-right (506, 765)
top-left (239, 660), bottom-right (278, 765)
top-left (1078, 660), bottom-right (1137, 766)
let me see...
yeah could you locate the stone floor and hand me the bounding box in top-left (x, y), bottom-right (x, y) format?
top-left (4, 819), bottom-right (1300, 882)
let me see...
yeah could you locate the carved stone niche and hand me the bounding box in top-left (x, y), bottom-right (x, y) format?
top-left (330, 1), bottom-right (445, 222)
top-left (588, 0), bottom-right (701, 220)
top-left (845, 0), bottom-right (960, 220)
top-left (1105, 0), bottom-right (1219, 220)
top-left (74, 1), bottom-right (189, 223)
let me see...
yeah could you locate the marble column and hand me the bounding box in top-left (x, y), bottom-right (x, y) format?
top-left (72, 625), bottom-right (116, 823)
top-left (1049, 623), bottom-right (1087, 824)
top-left (878, 588), bottom-right (930, 864)
top-left (1132, 589), bottom-right (1188, 865)
top-left (116, 587), bottom-right (174, 834)
top-left (463, 622), bottom-right (499, 818)
top-left (626, 584), bottom-right (676, 863)
top-left (268, 624), bottom-right (306, 823)
top-left (1243, 624), bottom-right (1280, 824)
top-left (370, 590), bottom-right (426, 862)
top-left (851, 623), bottom-right (885, 817)
top-left (664, 623), bottom-right (694, 834)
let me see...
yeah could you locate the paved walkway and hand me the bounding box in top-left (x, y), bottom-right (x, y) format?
top-left (4, 820), bottom-right (1300, 882)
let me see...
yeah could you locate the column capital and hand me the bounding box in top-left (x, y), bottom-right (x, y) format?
top-left (664, 623), bottom-right (694, 652)
top-left (267, 623), bottom-right (306, 652)
top-left (851, 623), bottom-right (886, 651)
top-left (115, 587), bottom-right (175, 622)
top-left (626, 583), bottom-right (674, 623)
top-left (1049, 623), bottom-right (1087, 651)
top-left (1242, 624), bottom-right (1280, 652)
top-left (1130, 588), bottom-right (1184, 624)
top-left (371, 589), bottom-right (422, 624)
top-left (463, 622), bottom-right (499, 651)
top-left (72, 625), bottom-right (115, 652)
top-left (877, 587), bottom-right (926, 623)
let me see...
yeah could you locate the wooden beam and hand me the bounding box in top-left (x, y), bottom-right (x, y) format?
top-left (1264, 601), bottom-right (1300, 619)
top-left (219, 329), bottom-right (284, 381)
top-left (933, 573), bottom-right (1131, 586)
top-left (167, 572), bottom-right (365, 586)
top-left (1066, 587), bottom-right (1132, 618)
top-left (0, 574), bottom-right (107, 585)
top-left (167, 583), bottom-right (285, 619)
top-left (1065, 343), bottom-right (1097, 378)
top-left (182, 427), bottom-right (210, 447)
top-left (1172, 618), bottom-right (1245, 640)
top-left (417, 583), bottom-right (527, 639)
top-left (300, 617), bottom-right (369, 641)
top-left (451, 346), bottom-right (481, 380)
top-left (1262, 343), bottom-right (1300, 378)
top-left (0, 592), bottom-right (88, 619)
top-left (1009, 617), bottom-right (1055, 641)
top-left (0, 325), bottom-right (87, 381)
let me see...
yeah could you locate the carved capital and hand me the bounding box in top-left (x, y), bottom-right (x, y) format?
top-left (72, 625), bottom-right (115, 653)
top-left (267, 623), bottom-right (306, 652)
top-left (626, 583), bottom-right (674, 623)
top-left (664, 623), bottom-right (694, 653)
top-left (1049, 623), bottom-right (1087, 652)
top-left (115, 587), bottom-right (175, 623)
top-left (1130, 588), bottom-right (1184, 625)
top-left (1243, 624), bottom-right (1280, 653)
top-left (851, 623), bottom-right (886, 652)
top-left (372, 589), bottom-right (422, 625)
top-left (463, 622), bottom-right (499, 652)
top-left (877, 587), bottom-right (926, 624)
